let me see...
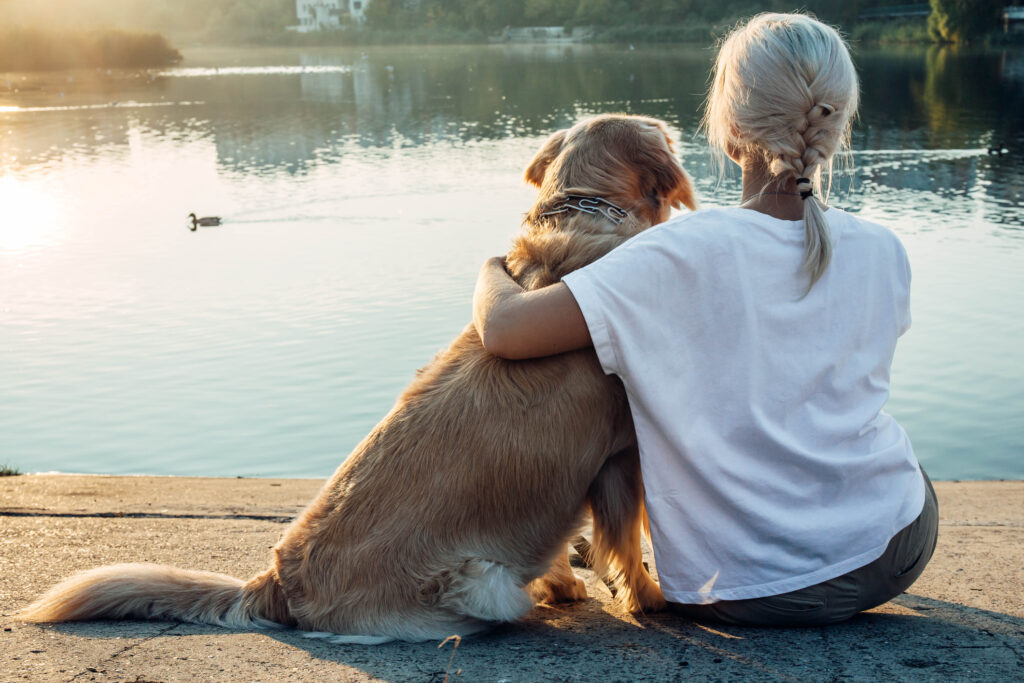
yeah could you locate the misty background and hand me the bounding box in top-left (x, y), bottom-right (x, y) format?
top-left (3, 0), bottom-right (294, 44)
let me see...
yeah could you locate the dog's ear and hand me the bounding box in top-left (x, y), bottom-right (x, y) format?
top-left (661, 163), bottom-right (697, 211)
top-left (636, 125), bottom-right (698, 211)
top-left (524, 129), bottom-right (568, 188)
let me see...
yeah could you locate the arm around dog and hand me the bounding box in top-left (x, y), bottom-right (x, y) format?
top-left (473, 257), bottom-right (592, 360)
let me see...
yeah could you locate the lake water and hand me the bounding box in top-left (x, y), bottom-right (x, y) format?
top-left (1, 45), bottom-right (1022, 480)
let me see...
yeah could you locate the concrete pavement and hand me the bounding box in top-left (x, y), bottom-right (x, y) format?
top-left (1, 474), bottom-right (1021, 682)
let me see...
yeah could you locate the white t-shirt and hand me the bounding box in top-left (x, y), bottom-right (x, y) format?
top-left (562, 207), bottom-right (925, 604)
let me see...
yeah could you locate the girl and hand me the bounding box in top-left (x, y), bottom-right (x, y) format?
top-left (472, 13), bottom-right (937, 626)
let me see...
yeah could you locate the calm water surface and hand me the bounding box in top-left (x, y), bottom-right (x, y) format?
top-left (1, 45), bottom-right (1022, 479)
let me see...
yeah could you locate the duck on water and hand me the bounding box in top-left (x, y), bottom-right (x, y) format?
top-left (188, 213), bottom-right (222, 231)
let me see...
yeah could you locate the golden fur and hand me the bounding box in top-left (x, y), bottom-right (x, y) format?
top-left (21, 114), bottom-right (697, 643)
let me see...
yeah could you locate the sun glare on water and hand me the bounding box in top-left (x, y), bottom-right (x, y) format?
top-left (0, 176), bottom-right (62, 252)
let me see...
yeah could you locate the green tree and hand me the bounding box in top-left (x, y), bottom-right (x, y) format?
top-left (573, 0), bottom-right (617, 25)
top-left (524, 0), bottom-right (572, 25)
top-left (928, 0), bottom-right (1003, 43)
top-left (206, 0), bottom-right (296, 41)
top-left (365, 0), bottom-right (411, 29)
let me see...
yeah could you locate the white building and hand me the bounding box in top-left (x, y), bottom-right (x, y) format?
top-left (294, 0), bottom-right (371, 32)
top-left (1005, 6), bottom-right (1024, 33)
top-left (348, 0), bottom-right (370, 23)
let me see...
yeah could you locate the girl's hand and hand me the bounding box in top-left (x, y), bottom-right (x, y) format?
top-left (472, 257), bottom-right (591, 360)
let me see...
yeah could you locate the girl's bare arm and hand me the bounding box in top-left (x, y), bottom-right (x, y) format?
top-left (472, 257), bottom-right (591, 360)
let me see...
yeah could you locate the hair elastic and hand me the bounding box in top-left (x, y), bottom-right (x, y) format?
top-left (796, 177), bottom-right (813, 200)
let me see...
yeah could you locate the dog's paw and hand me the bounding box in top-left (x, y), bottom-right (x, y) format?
top-left (529, 573), bottom-right (588, 604)
top-left (623, 576), bottom-right (666, 614)
top-left (564, 575), bottom-right (588, 602)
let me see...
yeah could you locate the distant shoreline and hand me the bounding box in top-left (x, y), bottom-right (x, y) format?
top-left (4, 20), bottom-right (1022, 73)
top-left (241, 19), bottom-right (1023, 50)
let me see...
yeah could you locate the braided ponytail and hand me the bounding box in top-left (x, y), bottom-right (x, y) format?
top-left (792, 102), bottom-right (842, 289)
top-left (702, 13), bottom-right (859, 293)
top-left (798, 174), bottom-right (831, 289)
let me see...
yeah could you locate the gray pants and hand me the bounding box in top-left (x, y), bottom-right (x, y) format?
top-left (669, 470), bottom-right (939, 626)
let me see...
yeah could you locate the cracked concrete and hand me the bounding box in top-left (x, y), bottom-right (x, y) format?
top-left (2, 474), bottom-right (1021, 682)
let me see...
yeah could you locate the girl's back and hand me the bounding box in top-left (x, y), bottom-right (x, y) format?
top-left (563, 205), bottom-right (924, 603)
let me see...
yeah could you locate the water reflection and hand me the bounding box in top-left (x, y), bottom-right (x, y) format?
top-left (5, 45), bottom-right (1022, 173)
top-left (848, 46), bottom-right (1024, 231)
top-left (1, 45), bottom-right (1021, 479)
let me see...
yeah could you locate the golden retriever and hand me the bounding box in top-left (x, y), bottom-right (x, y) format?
top-left (21, 114), bottom-right (697, 643)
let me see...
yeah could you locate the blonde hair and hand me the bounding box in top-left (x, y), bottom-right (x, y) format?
top-left (703, 13), bottom-right (859, 290)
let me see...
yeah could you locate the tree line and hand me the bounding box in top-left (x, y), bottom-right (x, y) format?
top-left (2, 0), bottom-right (1014, 46)
top-left (364, 0), bottom-right (1010, 43)
top-left (366, 0), bottom-right (875, 31)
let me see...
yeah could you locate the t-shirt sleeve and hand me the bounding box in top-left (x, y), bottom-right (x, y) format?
top-left (561, 225), bottom-right (690, 378)
top-left (562, 266), bottom-right (621, 376)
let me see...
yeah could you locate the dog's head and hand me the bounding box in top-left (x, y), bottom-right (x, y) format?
top-left (524, 115), bottom-right (697, 230)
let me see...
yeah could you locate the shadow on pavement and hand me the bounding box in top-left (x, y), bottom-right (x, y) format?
top-left (38, 592), bottom-right (1022, 681)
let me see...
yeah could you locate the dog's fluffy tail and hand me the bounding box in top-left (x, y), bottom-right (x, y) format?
top-left (19, 563), bottom-right (291, 629)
